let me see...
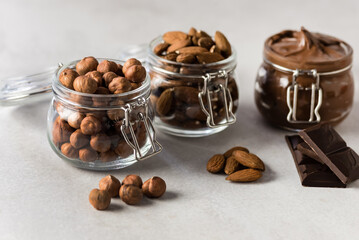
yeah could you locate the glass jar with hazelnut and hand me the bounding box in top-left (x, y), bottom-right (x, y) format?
top-left (48, 57), bottom-right (162, 170)
top-left (147, 28), bottom-right (239, 137)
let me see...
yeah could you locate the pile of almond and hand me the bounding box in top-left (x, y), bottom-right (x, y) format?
top-left (153, 27), bottom-right (232, 64)
top-left (207, 146), bottom-right (265, 182)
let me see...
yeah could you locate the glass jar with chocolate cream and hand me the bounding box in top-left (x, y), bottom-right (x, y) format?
top-left (147, 29), bottom-right (239, 137)
top-left (255, 27), bottom-right (354, 131)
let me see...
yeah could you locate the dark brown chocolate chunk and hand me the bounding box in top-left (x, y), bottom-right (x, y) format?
top-left (285, 135), bottom-right (346, 188)
top-left (299, 124), bottom-right (359, 184)
top-left (296, 142), bottom-right (323, 164)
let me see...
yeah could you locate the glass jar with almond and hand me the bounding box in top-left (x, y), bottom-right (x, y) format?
top-left (148, 28), bottom-right (239, 137)
top-left (48, 57), bottom-right (162, 170)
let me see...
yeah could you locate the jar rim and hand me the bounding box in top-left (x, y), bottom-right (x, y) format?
top-left (148, 36), bottom-right (237, 76)
top-left (53, 57), bottom-right (151, 99)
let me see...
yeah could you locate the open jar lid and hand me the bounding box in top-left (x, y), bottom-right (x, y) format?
top-left (263, 27), bottom-right (353, 72)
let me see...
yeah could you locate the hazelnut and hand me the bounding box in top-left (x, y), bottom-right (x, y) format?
top-left (107, 109), bottom-right (125, 121)
top-left (60, 142), bottom-right (79, 159)
top-left (122, 58), bottom-right (142, 74)
top-left (94, 87), bottom-right (110, 94)
top-left (73, 76), bottom-right (98, 94)
top-left (142, 176), bottom-right (166, 198)
top-left (124, 65), bottom-right (146, 83)
top-left (108, 77), bottom-right (132, 94)
top-left (100, 150), bottom-right (118, 162)
top-left (79, 147), bottom-right (98, 162)
top-left (103, 72), bottom-right (118, 87)
top-left (97, 60), bottom-right (118, 74)
top-left (116, 64), bottom-right (124, 76)
top-left (76, 56), bottom-right (98, 75)
top-left (70, 129), bottom-right (90, 149)
top-left (99, 175), bottom-right (121, 198)
top-left (89, 189), bottom-right (111, 210)
top-left (59, 68), bottom-right (79, 89)
top-left (80, 116), bottom-right (102, 135)
top-left (85, 71), bottom-right (103, 86)
top-left (122, 174), bottom-right (142, 188)
top-left (119, 185), bottom-right (143, 205)
top-left (67, 112), bottom-right (85, 129)
top-left (90, 133), bottom-right (111, 153)
top-left (52, 117), bottom-right (74, 147)
top-left (130, 82), bottom-right (141, 90)
top-left (114, 140), bottom-right (133, 158)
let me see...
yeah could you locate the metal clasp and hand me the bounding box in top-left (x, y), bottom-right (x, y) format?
top-left (121, 97), bottom-right (162, 161)
top-left (198, 70), bottom-right (236, 128)
top-left (286, 69), bottom-right (323, 123)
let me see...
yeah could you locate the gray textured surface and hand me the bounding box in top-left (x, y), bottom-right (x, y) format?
top-left (0, 0), bottom-right (358, 239)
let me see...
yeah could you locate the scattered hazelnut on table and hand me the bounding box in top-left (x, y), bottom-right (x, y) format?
top-left (76, 56), bottom-right (98, 75)
top-left (122, 174), bottom-right (143, 188)
top-left (59, 68), bottom-right (78, 90)
top-left (119, 184), bottom-right (143, 205)
top-left (142, 176), bottom-right (166, 198)
top-left (99, 175), bottom-right (121, 198)
top-left (73, 75), bottom-right (98, 94)
top-left (89, 189), bottom-right (111, 210)
top-left (80, 115), bottom-right (102, 135)
top-left (97, 60), bottom-right (118, 74)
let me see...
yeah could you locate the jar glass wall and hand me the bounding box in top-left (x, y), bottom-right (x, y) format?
top-left (147, 36), bottom-right (239, 137)
top-left (47, 58), bottom-right (161, 170)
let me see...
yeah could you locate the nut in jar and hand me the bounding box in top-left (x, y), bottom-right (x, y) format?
top-left (48, 57), bottom-right (162, 170)
top-left (148, 28), bottom-right (239, 137)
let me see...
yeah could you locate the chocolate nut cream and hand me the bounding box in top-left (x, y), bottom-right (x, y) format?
top-left (255, 27), bottom-right (354, 131)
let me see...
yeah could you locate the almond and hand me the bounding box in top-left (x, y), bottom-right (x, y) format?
top-left (214, 31), bottom-right (232, 57)
top-left (210, 45), bottom-right (221, 54)
top-left (154, 43), bottom-right (169, 55)
top-left (223, 146), bottom-right (249, 159)
top-left (173, 86), bottom-right (199, 104)
top-left (196, 52), bottom-right (224, 64)
top-left (176, 46), bottom-right (208, 55)
top-left (163, 31), bottom-right (188, 44)
top-left (226, 169), bottom-right (262, 182)
top-left (156, 88), bottom-right (174, 116)
top-left (207, 154), bottom-right (225, 173)
top-left (232, 150), bottom-right (265, 171)
top-left (198, 37), bottom-right (214, 50)
top-left (188, 27), bottom-right (197, 36)
top-left (167, 38), bottom-right (192, 53)
top-left (176, 53), bottom-right (196, 64)
top-left (224, 156), bottom-right (241, 175)
top-left (196, 30), bottom-right (211, 39)
top-left (162, 53), bottom-right (178, 62)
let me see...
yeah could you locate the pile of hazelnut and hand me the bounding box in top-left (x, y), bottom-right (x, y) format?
top-left (89, 174), bottom-right (166, 210)
top-left (52, 57), bottom-right (149, 163)
top-left (59, 56), bottom-right (146, 94)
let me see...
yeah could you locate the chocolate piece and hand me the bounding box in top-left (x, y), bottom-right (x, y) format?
top-left (286, 135), bottom-right (346, 188)
top-left (296, 142), bottom-right (323, 164)
top-left (299, 124), bottom-right (359, 184)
